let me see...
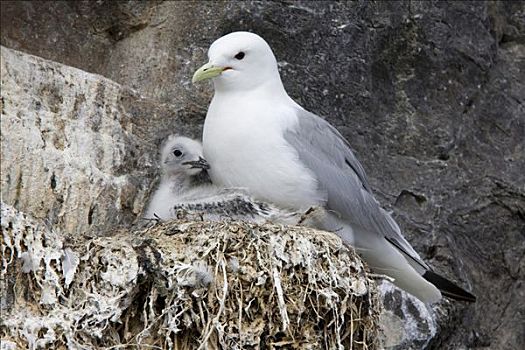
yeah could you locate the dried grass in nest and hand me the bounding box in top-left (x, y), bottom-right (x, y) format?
top-left (1, 205), bottom-right (380, 349)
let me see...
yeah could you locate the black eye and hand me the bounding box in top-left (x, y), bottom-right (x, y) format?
top-left (173, 150), bottom-right (183, 157)
top-left (234, 51), bottom-right (245, 60)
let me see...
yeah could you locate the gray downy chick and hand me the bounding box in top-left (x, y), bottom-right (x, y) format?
top-left (144, 135), bottom-right (311, 225)
top-left (144, 135), bottom-right (211, 220)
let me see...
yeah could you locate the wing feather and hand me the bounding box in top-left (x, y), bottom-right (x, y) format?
top-left (284, 108), bottom-right (429, 270)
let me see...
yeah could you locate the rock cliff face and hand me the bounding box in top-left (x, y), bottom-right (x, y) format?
top-left (1, 1), bottom-right (524, 349)
top-left (0, 46), bottom-right (203, 236)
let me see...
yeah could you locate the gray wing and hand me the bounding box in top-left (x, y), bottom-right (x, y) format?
top-left (284, 108), bottom-right (429, 271)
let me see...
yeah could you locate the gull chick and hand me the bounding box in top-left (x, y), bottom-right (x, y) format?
top-left (144, 135), bottom-right (211, 220)
top-left (144, 135), bottom-right (304, 225)
top-left (193, 31), bottom-right (476, 303)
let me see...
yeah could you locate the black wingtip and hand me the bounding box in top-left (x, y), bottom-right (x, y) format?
top-left (423, 270), bottom-right (476, 303)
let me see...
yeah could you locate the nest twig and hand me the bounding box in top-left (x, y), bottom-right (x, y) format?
top-left (1, 204), bottom-right (381, 349)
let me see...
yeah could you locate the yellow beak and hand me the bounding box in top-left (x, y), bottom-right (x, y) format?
top-left (192, 62), bottom-right (226, 83)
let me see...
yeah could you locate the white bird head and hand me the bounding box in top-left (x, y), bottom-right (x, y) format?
top-left (160, 135), bottom-right (209, 177)
top-left (192, 31), bottom-right (282, 92)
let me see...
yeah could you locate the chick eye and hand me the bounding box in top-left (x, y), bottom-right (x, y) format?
top-left (234, 51), bottom-right (245, 60)
top-left (173, 150), bottom-right (183, 157)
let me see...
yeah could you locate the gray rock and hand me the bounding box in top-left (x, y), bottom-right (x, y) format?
top-left (378, 281), bottom-right (438, 350)
top-left (0, 45), bottom-right (202, 236)
top-left (1, 1), bottom-right (524, 348)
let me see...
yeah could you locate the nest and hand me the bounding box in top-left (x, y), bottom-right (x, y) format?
top-left (1, 204), bottom-right (380, 349)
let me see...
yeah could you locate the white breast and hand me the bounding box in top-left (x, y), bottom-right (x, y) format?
top-left (203, 93), bottom-right (324, 210)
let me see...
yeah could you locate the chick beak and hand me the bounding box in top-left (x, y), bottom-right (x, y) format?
top-left (182, 157), bottom-right (210, 170)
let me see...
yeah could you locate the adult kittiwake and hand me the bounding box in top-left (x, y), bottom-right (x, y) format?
top-left (192, 31), bottom-right (476, 303)
top-left (144, 135), bottom-right (304, 225)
